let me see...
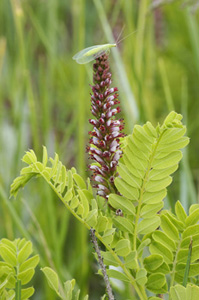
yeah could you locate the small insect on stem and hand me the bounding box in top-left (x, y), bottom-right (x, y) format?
top-left (72, 29), bottom-right (137, 64)
top-left (72, 44), bottom-right (116, 64)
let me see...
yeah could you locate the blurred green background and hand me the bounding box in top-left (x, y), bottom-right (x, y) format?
top-left (0, 0), bottom-right (198, 299)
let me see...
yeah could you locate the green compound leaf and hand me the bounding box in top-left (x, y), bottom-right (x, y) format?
top-left (0, 239), bottom-right (38, 299)
top-left (115, 111), bottom-right (188, 249)
top-left (148, 199), bottom-right (199, 288)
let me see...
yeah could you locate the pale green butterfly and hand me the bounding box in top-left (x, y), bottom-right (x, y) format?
top-left (72, 29), bottom-right (136, 64)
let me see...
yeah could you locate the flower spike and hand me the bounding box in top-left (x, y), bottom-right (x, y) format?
top-left (87, 53), bottom-right (124, 200)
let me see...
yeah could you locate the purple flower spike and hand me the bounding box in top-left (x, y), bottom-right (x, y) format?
top-left (87, 53), bottom-right (125, 200)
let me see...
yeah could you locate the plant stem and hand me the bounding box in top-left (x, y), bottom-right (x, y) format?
top-left (90, 228), bottom-right (115, 300)
top-left (15, 279), bottom-right (21, 300)
top-left (170, 237), bottom-right (182, 287)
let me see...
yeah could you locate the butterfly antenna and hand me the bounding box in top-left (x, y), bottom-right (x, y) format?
top-left (117, 29), bottom-right (137, 45)
top-left (115, 25), bottom-right (126, 45)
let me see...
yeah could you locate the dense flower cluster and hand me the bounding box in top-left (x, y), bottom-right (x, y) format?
top-left (87, 53), bottom-right (124, 199)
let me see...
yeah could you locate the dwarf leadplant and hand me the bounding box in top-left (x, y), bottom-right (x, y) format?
top-left (87, 53), bottom-right (124, 199)
top-left (10, 110), bottom-right (199, 299)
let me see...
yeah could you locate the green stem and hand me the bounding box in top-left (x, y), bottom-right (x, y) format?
top-left (15, 240), bottom-right (21, 300)
top-left (170, 237), bottom-right (182, 287)
top-left (15, 279), bottom-right (21, 300)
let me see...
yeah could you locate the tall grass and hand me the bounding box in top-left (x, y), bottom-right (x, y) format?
top-left (0, 0), bottom-right (198, 298)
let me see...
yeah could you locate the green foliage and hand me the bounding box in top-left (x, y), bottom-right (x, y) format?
top-left (0, 238), bottom-right (39, 299)
top-left (115, 111), bottom-right (189, 237)
top-left (145, 200), bottom-right (199, 293)
top-left (170, 284), bottom-right (199, 300)
top-left (10, 111), bottom-right (190, 299)
top-left (41, 266), bottom-right (107, 300)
